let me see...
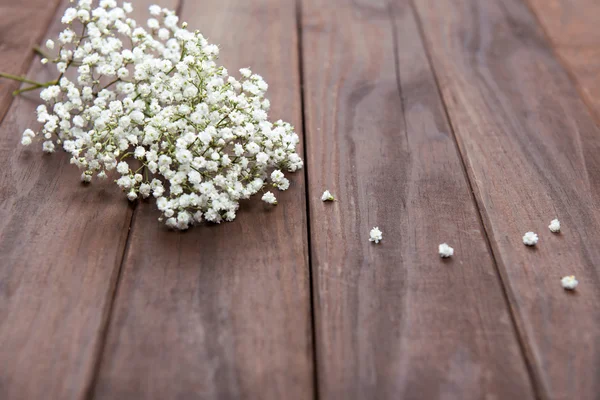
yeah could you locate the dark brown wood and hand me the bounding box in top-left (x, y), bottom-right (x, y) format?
top-left (91, 0), bottom-right (314, 399)
top-left (525, 0), bottom-right (600, 122)
top-left (0, 1), bottom-right (137, 399)
top-left (0, 0), bottom-right (61, 123)
top-left (412, 0), bottom-right (600, 398)
top-left (301, 0), bottom-right (535, 398)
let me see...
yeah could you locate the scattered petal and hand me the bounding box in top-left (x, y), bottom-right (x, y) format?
top-left (561, 275), bottom-right (578, 290)
top-left (321, 190), bottom-right (335, 202)
top-left (439, 243), bottom-right (454, 258)
top-left (369, 227), bottom-right (382, 244)
top-left (522, 231), bottom-right (538, 246)
top-left (549, 219), bottom-right (561, 233)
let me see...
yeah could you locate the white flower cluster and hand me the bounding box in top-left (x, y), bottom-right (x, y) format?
top-left (18, 0), bottom-right (303, 230)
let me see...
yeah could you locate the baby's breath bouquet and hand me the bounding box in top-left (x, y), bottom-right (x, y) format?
top-left (2, 0), bottom-right (303, 230)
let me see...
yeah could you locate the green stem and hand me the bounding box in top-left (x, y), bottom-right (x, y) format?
top-left (13, 85), bottom-right (45, 95)
top-left (0, 72), bottom-right (46, 86)
top-left (103, 78), bottom-right (120, 90)
top-left (33, 45), bottom-right (54, 60)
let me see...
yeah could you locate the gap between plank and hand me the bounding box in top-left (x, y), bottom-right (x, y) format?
top-left (175, 0), bottom-right (185, 22)
top-left (517, 0), bottom-right (600, 125)
top-left (295, 0), bottom-right (320, 399)
top-left (83, 0), bottom-right (184, 396)
top-left (386, 0), bottom-right (411, 147)
top-left (406, 1), bottom-right (544, 399)
top-left (82, 200), bottom-right (139, 400)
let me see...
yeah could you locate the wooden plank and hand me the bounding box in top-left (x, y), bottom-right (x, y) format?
top-left (525, 0), bottom-right (600, 122)
top-left (91, 0), bottom-right (314, 399)
top-left (0, 1), bottom-right (153, 398)
top-left (0, 0), bottom-right (61, 122)
top-left (301, 0), bottom-right (535, 398)
top-left (412, 0), bottom-right (600, 398)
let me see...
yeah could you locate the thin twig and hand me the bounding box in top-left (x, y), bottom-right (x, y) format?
top-left (0, 72), bottom-right (46, 86)
top-left (33, 45), bottom-right (54, 60)
top-left (13, 85), bottom-right (45, 95)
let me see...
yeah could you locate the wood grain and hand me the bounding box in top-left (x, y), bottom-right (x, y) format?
top-left (412, 0), bottom-right (600, 398)
top-left (0, 0), bottom-right (61, 123)
top-left (0, 0), bottom-right (139, 399)
top-left (301, 0), bottom-right (535, 398)
top-left (525, 0), bottom-right (600, 122)
top-left (91, 0), bottom-right (314, 399)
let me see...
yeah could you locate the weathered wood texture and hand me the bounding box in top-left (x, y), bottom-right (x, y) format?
top-left (301, 0), bottom-right (535, 398)
top-left (92, 0), bottom-right (314, 399)
top-left (0, 0), bottom-right (138, 399)
top-left (526, 0), bottom-right (600, 122)
top-left (412, 0), bottom-right (600, 398)
top-left (0, 0), bottom-right (61, 123)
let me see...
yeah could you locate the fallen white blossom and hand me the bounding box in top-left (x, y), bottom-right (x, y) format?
top-left (438, 243), bottom-right (454, 258)
top-left (549, 219), bottom-right (561, 233)
top-left (369, 227), bottom-right (382, 244)
top-left (561, 275), bottom-right (578, 290)
top-left (321, 190), bottom-right (334, 202)
top-left (522, 232), bottom-right (538, 246)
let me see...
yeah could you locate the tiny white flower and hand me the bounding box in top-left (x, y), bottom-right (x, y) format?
top-left (369, 227), bottom-right (382, 244)
top-left (23, 128), bottom-right (35, 138)
top-left (45, 39), bottom-right (55, 50)
top-left (61, 7), bottom-right (77, 24)
top-left (274, 177), bottom-right (289, 191)
top-left (21, 136), bottom-right (32, 146)
top-left (561, 275), bottom-right (578, 290)
top-left (439, 243), bottom-right (454, 258)
top-left (262, 191), bottom-right (277, 205)
top-left (42, 141), bottom-right (55, 153)
top-left (147, 18), bottom-right (160, 30)
top-left (270, 169), bottom-right (284, 183)
top-left (149, 4), bottom-right (162, 16)
top-left (549, 219), bottom-right (560, 233)
top-left (256, 151), bottom-right (269, 164)
top-left (81, 173), bottom-right (92, 183)
top-left (116, 161), bottom-right (129, 174)
top-left (127, 190), bottom-right (138, 201)
top-left (70, 112), bottom-right (84, 126)
top-left (240, 68), bottom-right (252, 78)
top-left (134, 146), bottom-right (146, 159)
top-left (321, 190), bottom-right (334, 202)
top-left (522, 232), bottom-right (538, 246)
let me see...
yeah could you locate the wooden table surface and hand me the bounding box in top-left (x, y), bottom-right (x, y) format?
top-left (1, 0), bottom-right (599, 399)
